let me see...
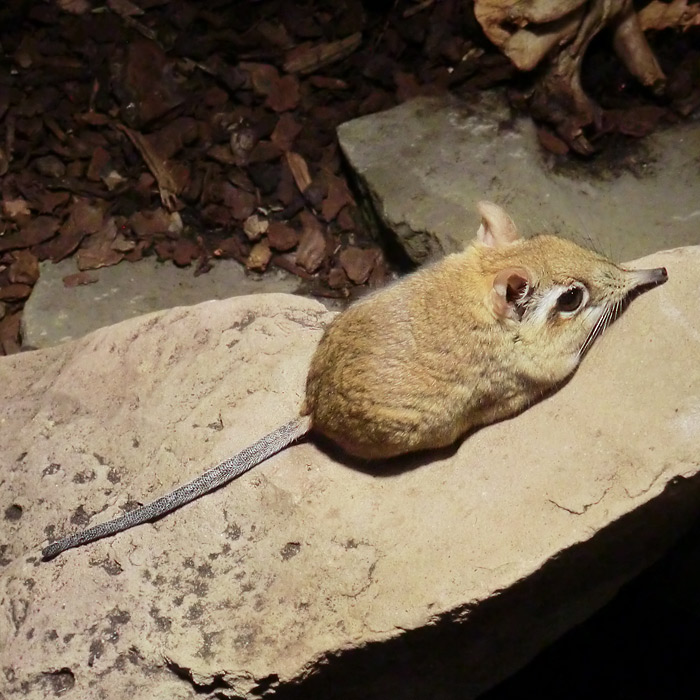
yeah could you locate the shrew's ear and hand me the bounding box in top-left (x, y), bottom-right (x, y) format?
top-left (476, 201), bottom-right (519, 248)
top-left (488, 267), bottom-right (532, 321)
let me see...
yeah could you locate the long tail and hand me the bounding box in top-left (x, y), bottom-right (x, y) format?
top-left (42, 416), bottom-right (312, 560)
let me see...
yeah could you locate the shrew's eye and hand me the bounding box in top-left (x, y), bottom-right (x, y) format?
top-left (557, 286), bottom-right (584, 313)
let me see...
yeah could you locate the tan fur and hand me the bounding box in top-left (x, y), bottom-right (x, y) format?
top-left (303, 203), bottom-right (666, 459)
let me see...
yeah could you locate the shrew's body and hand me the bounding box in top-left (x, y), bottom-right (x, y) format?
top-left (42, 202), bottom-right (667, 559)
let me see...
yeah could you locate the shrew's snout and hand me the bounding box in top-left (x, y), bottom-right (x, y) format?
top-left (627, 266), bottom-right (668, 289)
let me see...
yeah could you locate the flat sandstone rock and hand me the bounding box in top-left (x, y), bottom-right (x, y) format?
top-left (2, 248), bottom-right (700, 699)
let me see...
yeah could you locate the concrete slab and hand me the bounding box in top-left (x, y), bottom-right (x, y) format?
top-left (338, 91), bottom-right (700, 264)
top-left (21, 256), bottom-right (302, 349)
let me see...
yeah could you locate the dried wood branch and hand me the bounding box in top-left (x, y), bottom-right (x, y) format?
top-left (284, 33), bottom-right (362, 75)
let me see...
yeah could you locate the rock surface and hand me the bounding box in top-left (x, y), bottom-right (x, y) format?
top-left (338, 92), bottom-right (700, 263)
top-left (21, 257), bottom-right (302, 351)
top-left (2, 247), bottom-right (700, 699)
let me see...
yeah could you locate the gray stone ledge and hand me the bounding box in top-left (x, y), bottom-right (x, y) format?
top-left (2, 246), bottom-right (699, 699)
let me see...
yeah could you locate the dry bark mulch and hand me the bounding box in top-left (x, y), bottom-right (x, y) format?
top-left (0, 0), bottom-right (697, 354)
